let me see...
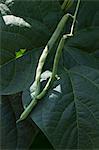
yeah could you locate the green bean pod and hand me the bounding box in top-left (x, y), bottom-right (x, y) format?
top-left (16, 82), bottom-right (40, 123)
top-left (16, 98), bottom-right (37, 123)
top-left (37, 37), bottom-right (66, 100)
top-left (35, 13), bottom-right (70, 84)
top-left (48, 13), bottom-right (70, 49)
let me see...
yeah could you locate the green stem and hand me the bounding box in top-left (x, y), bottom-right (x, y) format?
top-left (70, 0), bottom-right (81, 35)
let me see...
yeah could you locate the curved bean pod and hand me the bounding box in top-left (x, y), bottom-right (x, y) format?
top-left (37, 37), bottom-right (66, 99)
top-left (35, 13), bottom-right (71, 85)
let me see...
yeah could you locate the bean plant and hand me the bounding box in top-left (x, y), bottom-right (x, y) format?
top-left (0, 0), bottom-right (99, 149)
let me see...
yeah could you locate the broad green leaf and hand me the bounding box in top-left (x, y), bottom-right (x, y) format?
top-left (22, 42), bottom-right (99, 149)
top-left (6, 0), bottom-right (63, 33)
top-left (0, 94), bottom-right (38, 149)
top-left (0, 14), bottom-right (5, 27)
top-left (91, 50), bottom-right (99, 60)
top-left (22, 65), bottom-right (99, 149)
top-left (8, 94), bottom-right (38, 149)
top-left (0, 0), bottom-right (63, 95)
top-left (0, 30), bottom-right (32, 53)
top-left (0, 15), bottom-right (33, 53)
top-left (66, 27), bottom-right (99, 53)
top-left (0, 2), bottom-right (63, 96)
top-left (0, 95), bottom-right (17, 149)
top-left (61, 27), bottom-right (99, 70)
top-left (0, 49), bottom-right (14, 65)
top-left (76, 0), bottom-right (99, 30)
top-left (0, 48), bottom-right (41, 95)
top-left (62, 47), bottom-right (99, 69)
top-left (43, 11), bottom-right (63, 33)
top-left (1, 15), bottom-right (50, 49)
top-left (92, 11), bottom-right (99, 27)
top-left (9, 0), bottom-right (62, 22)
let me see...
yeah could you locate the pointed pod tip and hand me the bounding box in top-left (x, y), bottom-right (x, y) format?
top-left (16, 118), bottom-right (22, 124)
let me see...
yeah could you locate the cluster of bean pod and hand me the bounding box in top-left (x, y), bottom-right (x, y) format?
top-left (17, 0), bottom-right (81, 123)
